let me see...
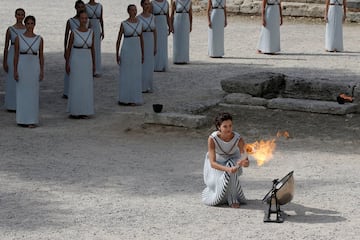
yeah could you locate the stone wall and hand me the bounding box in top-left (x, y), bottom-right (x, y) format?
top-left (193, 0), bottom-right (360, 22)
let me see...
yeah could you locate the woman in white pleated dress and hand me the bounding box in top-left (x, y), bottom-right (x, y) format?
top-left (63, 0), bottom-right (86, 99)
top-left (207, 0), bottom-right (227, 58)
top-left (13, 15), bottom-right (44, 128)
top-left (116, 4), bottom-right (144, 106)
top-left (66, 10), bottom-right (95, 119)
top-left (324, 0), bottom-right (346, 52)
top-left (171, 0), bottom-right (192, 64)
top-left (151, 0), bottom-right (171, 72)
top-left (139, 0), bottom-right (157, 93)
top-left (3, 8), bottom-right (26, 112)
top-left (86, 0), bottom-right (104, 77)
top-left (257, 0), bottom-right (283, 54)
top-left (202, 112), bottom-right (249, 208)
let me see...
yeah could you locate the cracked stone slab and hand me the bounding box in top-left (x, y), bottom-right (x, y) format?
top-left (224, 93), bottom-right (268, 106)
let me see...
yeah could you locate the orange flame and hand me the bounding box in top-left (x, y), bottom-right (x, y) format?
top-left (245, 131), bottom-right (290, 166)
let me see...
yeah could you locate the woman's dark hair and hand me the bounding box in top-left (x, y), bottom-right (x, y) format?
top-left (214, 112), bottom-right (233, 130)
top-left (75, 0), bottom-right (85, 8)
top-left (141, 0), bottom-right (146, 5)
top-left (127, 4), bottom-right (136, 13)
top-left (24, 15), bottom-right (36, 25)
top-left (78, 10), bottom-right (87, 17)
top-left (15, 8), bottom-right (25, 15)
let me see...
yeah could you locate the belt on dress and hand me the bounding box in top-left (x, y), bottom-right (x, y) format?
top-left (73, 46), bottom-right (90, 49)
top-left (267, 3), bottom-right (279, 5)
top-left (20, 52), bottom-right (37, 55)
top-left (176, 11), bottom-right (188, 13)
top-left (154, 13), bottom-right (166, 15)
top-left (329, 3), bottom-right (343, 5)
top-left (212, 7), bottom-right (224, 9)
top-left (124, 35), bottom-right (139, 38)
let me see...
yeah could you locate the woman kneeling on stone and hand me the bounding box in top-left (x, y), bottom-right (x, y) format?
top-left (202, 112), bottom-right (249, 208)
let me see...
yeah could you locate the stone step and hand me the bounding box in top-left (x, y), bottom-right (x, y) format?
top-left (144, 112), bottom-right (209, 128)
top-left (223, 93), bottom-right (358, 115)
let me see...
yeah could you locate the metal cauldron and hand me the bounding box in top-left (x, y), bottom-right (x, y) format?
top-left (263, 171), bottom-right (294, 223)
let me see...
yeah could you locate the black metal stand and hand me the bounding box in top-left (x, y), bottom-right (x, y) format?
top-left (263, 179), bottom-right (285, 223)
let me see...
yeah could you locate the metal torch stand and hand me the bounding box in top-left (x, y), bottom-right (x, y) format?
top-left (263, 179), bottom-right (285, 223)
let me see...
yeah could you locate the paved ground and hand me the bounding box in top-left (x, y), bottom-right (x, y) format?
top-left (0, 1), bottom-right (360, 239)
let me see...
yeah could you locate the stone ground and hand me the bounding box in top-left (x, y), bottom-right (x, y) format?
top-left (0, 1), bottom-right (360, 239)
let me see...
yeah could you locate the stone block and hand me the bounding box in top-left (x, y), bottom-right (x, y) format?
top-left (224, 93), bottom-right (268, 106)
top-left (221, 72), bottom-right (286, 98)
top-left (144, 112), bottom-right (209, 128)
top-left (267, 98), bottom-right (358, 115)
top-left (282, 78), bottom-right (356, 101)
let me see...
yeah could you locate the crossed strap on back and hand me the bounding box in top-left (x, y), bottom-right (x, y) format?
top-left (176, 0), bottom-right (190, 13)
top-left (124, 21), bottom-right (141, 37)
top-left (139, 15), bottom-right (154, 32)
top-left (87, 3), bottom-right (100, 19)
top-left (73, 29), bottom-right (92, 48)
top-left (212, 0), bottom-right (224, 9)
top-left (153, 1), bottom-right (167, 15)
top-left (19, 34), bottom-right (40, 54)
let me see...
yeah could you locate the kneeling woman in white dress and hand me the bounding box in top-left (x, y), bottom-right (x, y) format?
top-left (324, 0), bottom-right (346, 52)
top-left (257, 0), bottom-right (283, 54)
top-left (207, 0), bottom-right (227, 57)
top-left (171, 0), bottom-right (192, 64)
top-left (66, 10), bottom-right (95, 119)
top-left (14, 15), bottom-right (44, 128)
top-left (202, 112), bottom-right (249, 208)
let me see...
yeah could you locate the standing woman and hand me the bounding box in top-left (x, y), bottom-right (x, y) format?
top-left (257, 0), bottom-right (283, 54)
top-left (324, 0), bottom-right (346, 52)
top-left (171, 0), bottom-right (192, 64)
top-left (13, 15), bottom-right (44, 128)
top-left (116, 4), bottom-right (144, 106)
top-left (86, 0), bottom-right (104, 77)
top-left (151, 0), bottom-right (171, 72)
top-left (65, 10), bottom-right (95, 119)
top-left (63, 0), bottom-right (86, 99)
top-left (2, 8), bottom-right (26, 112)
top-left (207, 0), bottom-right (227, 58)
top-left (139, 0), bottom-right (157, 93)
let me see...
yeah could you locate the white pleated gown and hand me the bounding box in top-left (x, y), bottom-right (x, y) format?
top-left (64, 18), bottom-right (81, 97)
top-left (16, 35), bottom-right (41, 125)
top-left (325, 0), bottom-right (344, 51)
top-left (173, 0), bottom-right (191, 63)
top-left (4, 27), bottom-right (25, 110)
top-left (152, 0), bottom-right (169, 71)
top-left (139, 14), bottom-right (156, 92)
top-left (86, 3), bottom-right (103, 75)
top-left (202, 131), bottom-right (246, 206)
top-left (208, 0), bottom-right (225, 57)
top-left (118, 20), bottom-right (143, 105)
top-left (257, 0), bottom-right (281, 54)
top-left (67, 29), bottom-right (94, 116)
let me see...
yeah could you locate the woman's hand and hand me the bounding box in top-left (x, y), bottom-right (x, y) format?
top-left (227, 167), bottom-right (238, 174)
top-left (14, 70), bottom-right (19, 81)
top-left (262, 18), bottom-right (266, 27)
top-left (66, 63), bottom-right (70, 74)
top-left (40, 70), bottom-right (44, 81)
top-left (116, 55), bottom-right (120, 65)
top-left (3, 63), bottom-right (8, 73)
top-left (237, 158), bottom-right (250, 168)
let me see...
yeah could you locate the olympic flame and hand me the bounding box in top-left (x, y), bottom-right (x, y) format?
top-left (245, 131), bottom-right (290, 166)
